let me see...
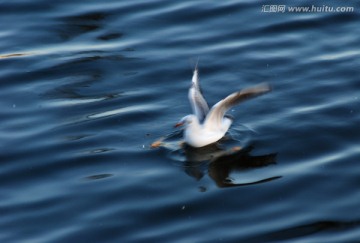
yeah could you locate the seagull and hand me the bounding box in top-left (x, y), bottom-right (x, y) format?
top-left (175, 65), bottom-right (271, 148)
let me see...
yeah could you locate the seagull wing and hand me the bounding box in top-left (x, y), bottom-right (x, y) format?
top-left (204, 83), bottom-right (271, 129)
top-left (188, 66), bottom-right (209, 122)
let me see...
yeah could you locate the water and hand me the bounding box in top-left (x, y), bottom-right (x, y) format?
top-left (1, 0), bottom-right (359, 242)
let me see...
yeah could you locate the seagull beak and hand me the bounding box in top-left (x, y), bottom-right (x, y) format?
top-left (174, 122), bottom-right (184, 128)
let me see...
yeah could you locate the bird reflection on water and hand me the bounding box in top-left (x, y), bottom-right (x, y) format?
top-left (171, 143), bottom-right (280, 188)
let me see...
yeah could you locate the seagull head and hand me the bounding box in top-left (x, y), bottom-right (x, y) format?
top-left (174, 115), bottom-right (197, 128)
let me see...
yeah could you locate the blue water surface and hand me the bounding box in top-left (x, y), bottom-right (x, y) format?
top-left (0, 0), bottom-right (360, 242)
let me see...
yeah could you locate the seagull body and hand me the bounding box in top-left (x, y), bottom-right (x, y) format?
top-left (176, 66), bottom-right (271, 148)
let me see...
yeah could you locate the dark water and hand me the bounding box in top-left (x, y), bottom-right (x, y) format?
top-left (1, 0), bottom-right (360, 242)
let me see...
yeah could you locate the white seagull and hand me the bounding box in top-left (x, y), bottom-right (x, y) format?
top-left (175, 65), bottom-right (271, 148)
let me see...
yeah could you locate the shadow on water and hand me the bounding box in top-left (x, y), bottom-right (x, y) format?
top-left (183, 144), bottom-right (280, 188)
top-left (161, 130), bottom-right (280, 188)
